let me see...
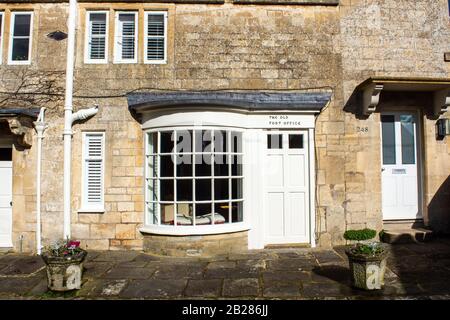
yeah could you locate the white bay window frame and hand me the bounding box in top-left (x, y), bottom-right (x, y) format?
top-left (8, 11), bottom-right (33, 65)
top-left (84, 10), bottom-right (109, 64)
top-left (80, 132), bottom-right (105, 213)
top-left (143, 127), bottom-right (246, 236)
top-left (144, 11), bottom-right (167, 64)
top-left (114, 11), bottom-right (138, 64)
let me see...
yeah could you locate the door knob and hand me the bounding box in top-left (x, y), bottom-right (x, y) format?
top-left (381, 168), bottom-right (385, 172)
top-left (10, 201), bottom-right (12, 206)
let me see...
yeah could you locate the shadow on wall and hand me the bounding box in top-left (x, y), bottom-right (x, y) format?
top-left (428, 175), bottom-right (450, 235)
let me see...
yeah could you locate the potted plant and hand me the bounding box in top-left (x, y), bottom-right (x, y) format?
top-left (41, 239), bottom-right (87, 291)
top-left (344, 228), bottom-right (388, 290)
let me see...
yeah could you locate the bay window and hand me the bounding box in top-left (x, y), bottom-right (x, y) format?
top-left (145, 128), bottom-right (244, 232)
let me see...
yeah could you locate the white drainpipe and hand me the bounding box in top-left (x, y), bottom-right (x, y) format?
top-left (34, 107), bottom-right (47, 255)
top-left (63, 0), bottom-right (98, 239)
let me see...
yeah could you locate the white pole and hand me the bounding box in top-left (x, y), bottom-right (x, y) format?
top-left (63, 0), bottom-right (77, 240)
top-left (34, 108), bottom-right (46, 254)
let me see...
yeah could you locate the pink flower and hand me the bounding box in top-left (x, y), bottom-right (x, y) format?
top-left (68, 240), bottom-right (80, 248)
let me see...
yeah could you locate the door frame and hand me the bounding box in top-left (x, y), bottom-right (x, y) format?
top-left (379, 110), bottom-right (424, 221)
top-left (262, 129), bottom-right (313, 246)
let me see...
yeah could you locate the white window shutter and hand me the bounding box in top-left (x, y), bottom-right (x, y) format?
top-left (145, 12), bottom-right (167, 63)
top-left (83, 133), bottom-right (105, 211)
top-left (115, 12), bottom-right (137, 62)
top-left (88, 13), bottom-right (107, 61)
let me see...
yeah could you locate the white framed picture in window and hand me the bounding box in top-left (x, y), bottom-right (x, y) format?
top-left (144, 11), bottom-right (167, 64)
top-left (80, 132), bottom-right (105, 213)
top-left (8, 11), bottom-right (33, 65)
top-left (114, 11), bottom-right (138, 64)
top-left (84, 10), bottom-right (109, 64)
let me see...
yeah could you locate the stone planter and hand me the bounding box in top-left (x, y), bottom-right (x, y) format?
top-left (345, 246), bottom-right (388, 290)
top-left (41, 250), bottom-right (87, 291)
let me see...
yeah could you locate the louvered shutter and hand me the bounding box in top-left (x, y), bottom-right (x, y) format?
top-left (145, 12), bottom-right (166, 62)
top-left (116, 13), bottom-right (136, 62)
top-left (83, 133), bottom-right (104, 210)
top-left (88, 13), bottom-right (107, 61)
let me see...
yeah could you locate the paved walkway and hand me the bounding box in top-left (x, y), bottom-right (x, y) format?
top-left (1, 237), bottom-right (450, 299)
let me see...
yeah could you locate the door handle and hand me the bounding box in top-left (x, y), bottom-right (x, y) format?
top-left (381, 168), bottom-right (385, 172)
top-left (10, 201), bottom-right (12, 207)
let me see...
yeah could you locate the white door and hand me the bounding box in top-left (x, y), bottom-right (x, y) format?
top-left (381, 113), bottom-right (421, 220)
top-left (0, 147), bottom-right (13, 247)
top-left (264, 131), bottom-right (310, 245)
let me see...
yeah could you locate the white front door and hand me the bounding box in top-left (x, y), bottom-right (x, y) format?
top-left (381, 113), bottom-right (421, 220)
top-left (0, 147), bottom-right (13, 247)
top-left (264, 131), bottom-right (310, 245)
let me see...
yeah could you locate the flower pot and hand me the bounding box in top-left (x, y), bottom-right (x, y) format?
top-left (41, 250), bottom-right (87, 291)
top-left (345, 246), bottom-right (388, 290)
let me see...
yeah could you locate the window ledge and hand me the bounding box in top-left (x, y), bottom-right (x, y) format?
top-left (78, 208), bottom-right (105, 214)
top-left (139, 223), bottom-right (250, 236)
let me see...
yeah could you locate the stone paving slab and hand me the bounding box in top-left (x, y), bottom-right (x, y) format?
top-left (0, 237), bottom-right (449, 299)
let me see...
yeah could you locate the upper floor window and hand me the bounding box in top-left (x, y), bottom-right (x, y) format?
top-left (114, 11), bottom-right (137, 63)
top-left (8, 12), bottom-right (33, 65)
top-left (85, 11), bottom-right (108, 64)
top-left (144, 11), bottom-right (167, 64)
top-left (0, 12), bottom-right (4, 64)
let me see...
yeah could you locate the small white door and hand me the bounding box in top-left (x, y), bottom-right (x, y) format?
top-left (381, 113), bottom-right (421, 220)
top-left (264, 131), bottom-right (310, 245)
top-left (0, 147), bottom-right (13, 247)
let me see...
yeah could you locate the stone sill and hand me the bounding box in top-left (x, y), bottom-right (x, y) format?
top-left (140, 223), bottom-right (250, 236)
top-left (78, 208), bottom-right (105, 214)
top-left (233, 0), bottom-right (339, 5)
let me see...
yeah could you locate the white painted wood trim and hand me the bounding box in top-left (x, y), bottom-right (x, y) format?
top-left (113, 11), bottom-right (138, 64)
top-left (8, 11), bottom-right (33, 65)
top-left (308, 127), bottom-right (316, 247)
top-left (84, 10), bottom-right (109, 64)
top-left (143, 11), bottom-right (168, 65)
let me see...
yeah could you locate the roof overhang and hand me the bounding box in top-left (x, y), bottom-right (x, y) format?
top-left (357, 77), bottom-right (450, 117)
top-left (127, 91), bottom-right (332, 114)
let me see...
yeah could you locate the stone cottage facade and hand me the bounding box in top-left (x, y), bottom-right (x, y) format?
top-left (0, 0), bottom-right (449, 255)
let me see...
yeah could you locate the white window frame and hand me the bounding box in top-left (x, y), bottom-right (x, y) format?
top-left (8, 11), bottom-right (33, 65)
top-left (0, 12), bottom-right (4, 64)
top-left (84, 10), bottom-right (109, 64)
top-left (114, 11), bottom-right (138, 64)
top-left (144, 11), bottom-right (167, 64)
top-left (80, 132), bottom-right (105, 213)
top-left (142, 127), bottom-right (247, 236)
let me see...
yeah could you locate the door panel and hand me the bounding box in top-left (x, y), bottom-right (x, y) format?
top-left (264, 131), bottom-right (310, 245)
top-left (381, 113), bottom-right (420, 220)
top-left (0, 156), bottom-right (13, 247)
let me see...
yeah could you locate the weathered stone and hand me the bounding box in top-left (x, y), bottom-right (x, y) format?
top-left (223, 278), bottom-right (260, 297)
top-left (184, 279), bottom-right (222, 297)
top-left (119, 279), bottom-right (187, 298)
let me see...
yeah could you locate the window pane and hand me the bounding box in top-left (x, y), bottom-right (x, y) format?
top-left (195, 154), bottom-right (211, 177)
top-left (159, 155), bottom-right (173, 177)
top-left (147, 155), bottom-right (157, 178)
top-left (214, 155), bottom-right (228, 177)
top-left (13, 14), bottom-right (31, 36)
top-left (147, 38), bottom-right (164, 60)
top-left (12, 38), bottom-right (29, 61)
top-left (381, 115), bottom-right (396, 165)
top-left (147, 202), bottom-right (158, 224)
top-left (195, 130), bottom-right (212, 152)
top-left (90, 13), bottom-right (106, 34)
top-left (176, 130), bottom-right (192, 153)
top-left (214, 179), bottom-right (229, 201)
top-left (231, 178), bottom-right (243, 199)
top-left (231, 155), bottom-right (242, 176)
top-left (161, 204), bottom-right (174, 225)
top-left (177, 203), bottom-right (193, 226)
top-left (195, 179), bottom-right (211, 201)
top-left (176, 180), bottom-right (192, 201)
top-left (214, 203), bottom-right (229, 223)
top-left (401, 115), bottom-right (415, 165)
top-left (90, 37), bottom-right (105, 60)
top-left (195, 203), bottom-right (213, 225)
top-left (231, 131), bottom-right (242, 153)
top-left (0, 148), bottom-right (12, 161)
top-left (289, 134), bottom-right (303, 149)
top-left (213, 130), bottom-right (227, 152)
top-left (147, 132), bottom-right (158, 154)
top-left (231, 201), bottom-right (243, 223)
top-left (147, 178), bottom-right (157, 201)
top-left (147, 14), bottom-right (164, 36)
top-left (160, 131), bottom-right (174, 153)
top-left (267, 134), bottom-right (282, 149)
top-left (176, 158), bottom-right (192, 177)
top-left (160, 180), bottom-right (173, 201)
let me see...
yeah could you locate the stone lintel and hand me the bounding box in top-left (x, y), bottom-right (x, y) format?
top-left (0, 0), bottom-right (339, 4)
